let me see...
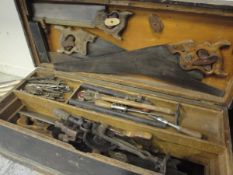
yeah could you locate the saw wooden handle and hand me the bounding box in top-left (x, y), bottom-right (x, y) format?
top-left (95, 94), bottom-right (174, 115)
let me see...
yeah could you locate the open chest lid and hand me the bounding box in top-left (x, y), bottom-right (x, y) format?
top-left (16, 0), bottom-right (233, 108)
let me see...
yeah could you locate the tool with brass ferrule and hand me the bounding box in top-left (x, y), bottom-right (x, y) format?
top-left (69, 99), bottom-right (166, 128)
top-left (78, 90), bottom-right (174, 115)
top-left (95, 93), bottom-right (174, 115)
top-left (95, 100), bottom-right (203, 139)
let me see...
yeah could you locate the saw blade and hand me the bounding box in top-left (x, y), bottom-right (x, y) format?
top-left (33, 3), bottom-right (105, 27)
top-left (54, 45), bottom-right (224, 96)
top-left (50, 37), bottom-right (125, 62)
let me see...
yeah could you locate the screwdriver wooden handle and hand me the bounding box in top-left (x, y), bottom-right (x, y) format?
top-left (178, 127), bottom-right (203, 139)
top-left (96, 100), bottom-right (203, 139)
top-left (95, 94), bottom-right (174, 115)
top-left (95, 100), bottom-right (112, 109)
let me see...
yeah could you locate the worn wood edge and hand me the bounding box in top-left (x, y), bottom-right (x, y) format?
top-left (222, 109), bottom-right (233, 150)
top-left (0, 69), bottom-right (37, 111)
top-left (207, 108), bottom-right (233, 175)
top-left (0, 98), bottom-right (18, 114)
top-left (75, 72), bottom-right (224, 104)
top-left (222, 109), bottom-right (233, 175)
top-left (33, 0), bottom-right (233, 17)
top-left (7, 104), bottom-right (25, 122)
top-left (218, 149), bottom-right (233, 175)
top-left (0, 119), bottom-right (158, 175)
top-left (224, 76), bottom-right (233, 108)
top-left (15, 0), bottom-right (41, 66)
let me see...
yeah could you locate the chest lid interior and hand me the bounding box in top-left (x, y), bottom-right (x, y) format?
top-left (16, 0), bottom-right (233, 108)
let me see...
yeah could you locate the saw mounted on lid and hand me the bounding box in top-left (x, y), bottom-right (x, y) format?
top-left (31, 3), bottom-right (230, 97)
top-left (54, 39), bottom-right (229, 97)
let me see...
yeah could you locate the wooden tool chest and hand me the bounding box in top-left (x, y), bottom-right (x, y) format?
top-left (0, 0), bottom-right (233, 175)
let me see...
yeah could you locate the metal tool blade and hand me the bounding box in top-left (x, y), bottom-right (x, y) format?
top-left (50, 37), bottom-right (125, 62)
top-left (72, 38), bottom-right (126, 58)
top-left (68, 99), bottom-right (166, 128)
top-left (32, 3), bottom-right (105, 27)
top-left (54, 45), bottom-right (224, 96)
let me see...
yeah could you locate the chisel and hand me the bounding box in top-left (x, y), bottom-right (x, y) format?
top-left (68, 99), bottom-right (166, 128)
top-left (93, 93), bottom-right (174, 115)
top-left (95, 100), bottom-right (203, 139)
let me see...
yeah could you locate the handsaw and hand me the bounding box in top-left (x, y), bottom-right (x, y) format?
top-left (32, 3), bottom-right (105, 27)
top-left (50, 37), bottom-right (126, 63)
top-left (54, 45), bottom-right (224, 96)
top-left (72, 37), bottom-right (126, 59)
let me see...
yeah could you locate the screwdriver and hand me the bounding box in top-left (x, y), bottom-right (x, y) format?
top-left (93, 93), bottom-right (175, 115)
top-left (95, 100), bottom-right (203, 139)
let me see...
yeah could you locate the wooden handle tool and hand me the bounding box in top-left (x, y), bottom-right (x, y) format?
top-left (177, 127), bottom-right (203, 139)
top-left (95, 94), bottom-right (174, 115)
top-left (95, 100), bottom-right (203, 139)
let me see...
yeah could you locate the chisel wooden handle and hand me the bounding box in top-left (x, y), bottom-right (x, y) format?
top-left (95, 94), bottom-right (174, 115)
top-left (178, 127), bottom-right (203, 139)
top-left (95, 100), bottom-right (112, 109)
top-left (96, 100), bottom-right (203, 139)
top-left (122, 130), bottom-right (152, 140)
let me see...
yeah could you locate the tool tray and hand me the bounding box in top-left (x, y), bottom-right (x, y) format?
top-left (0, 0), bottom-right (233, 175)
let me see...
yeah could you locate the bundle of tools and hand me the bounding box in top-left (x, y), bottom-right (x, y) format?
top-left (17, 109), bottom-right (187, 175)
top-left (69, 84), bottom-right (203, 139)
top-left (23, 76), bottom-right (71, 102)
